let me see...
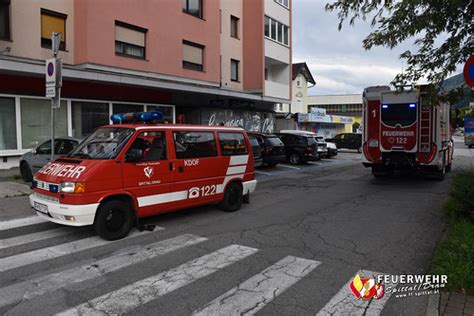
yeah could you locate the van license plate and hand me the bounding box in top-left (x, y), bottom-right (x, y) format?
top-left (34, 202), bottom-right (49, 215)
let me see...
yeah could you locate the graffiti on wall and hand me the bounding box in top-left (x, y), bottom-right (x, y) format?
top-left (202, 109), bottom-right (276, 133)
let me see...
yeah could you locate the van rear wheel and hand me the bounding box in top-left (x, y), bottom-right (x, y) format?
top-left (94, 200), bottom-right (133, 240)
top-left (219, 182), bottom-right (243, 212)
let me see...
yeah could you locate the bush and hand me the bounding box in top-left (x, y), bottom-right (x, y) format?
top-left (449, 172), bottom-right (474, 221)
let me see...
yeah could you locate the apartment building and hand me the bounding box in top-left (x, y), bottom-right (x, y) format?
top-left (0, 0), bottom-right (292, 169)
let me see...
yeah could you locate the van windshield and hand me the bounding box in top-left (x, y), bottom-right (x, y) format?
top-left (68, 127), bottom-right (134, 159)
top-left (381, 103), bottom-right (417, 127)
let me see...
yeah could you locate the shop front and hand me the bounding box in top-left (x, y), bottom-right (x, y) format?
top-left (297, 108), bottom-right (354, 138)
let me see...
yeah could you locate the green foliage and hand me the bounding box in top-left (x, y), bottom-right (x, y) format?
top-left (449, 172), bottom-right (474, 221)
top-left (352, 121), bottom-right (360, 130)
top-left (325, 0), bottom-right (474, 86)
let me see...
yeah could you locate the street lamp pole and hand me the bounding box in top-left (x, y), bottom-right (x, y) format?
top-left (50, 32), bottom-right (62, 161)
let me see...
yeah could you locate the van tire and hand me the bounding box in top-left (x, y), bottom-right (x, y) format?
top-left (219, 182), bottom-right (243, 212)
top-left (94, 200), bottom-right (133, 240)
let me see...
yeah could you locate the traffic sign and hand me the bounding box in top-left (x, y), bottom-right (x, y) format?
top-left (463, 54), bottom-right (474, 88)
top-left (45, 58), bottom-right (56, 85)
top-left (46, 83), bottom-right (56, 98)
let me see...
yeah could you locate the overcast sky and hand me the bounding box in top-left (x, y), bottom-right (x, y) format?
top-left (292, 0), bottom-right (418, 96)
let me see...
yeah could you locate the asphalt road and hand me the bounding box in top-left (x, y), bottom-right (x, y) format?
top-left (0, 144), bottom-right (468, 315)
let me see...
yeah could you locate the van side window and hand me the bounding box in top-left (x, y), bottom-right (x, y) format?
top-left (127, 131), bottom-right (167, 161)
top-left (218, 132), bottom-right (248, 156)
top-left (173, 131), bottom-right (217, 159)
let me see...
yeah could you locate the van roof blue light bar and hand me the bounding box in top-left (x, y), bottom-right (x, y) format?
top-left (110, 111), bottom-right (164, 124)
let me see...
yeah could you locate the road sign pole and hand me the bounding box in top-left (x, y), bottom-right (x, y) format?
top-left (49, 32), bottom-right (62, 161)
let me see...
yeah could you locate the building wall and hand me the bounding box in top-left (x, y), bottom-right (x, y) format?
top-left (74, 0), bottom-right (220, 83)
top-left (1, 0), bottom-right (75, 64)
top-left (220, 0), bottom-right (243, 90)
top-left (242, 0), bottom-right (264, 92)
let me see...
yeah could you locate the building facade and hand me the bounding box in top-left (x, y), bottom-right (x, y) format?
top-left (307, 94), bottom-right (363, 124)
top-left (0, 0), bottom-right (292, 169)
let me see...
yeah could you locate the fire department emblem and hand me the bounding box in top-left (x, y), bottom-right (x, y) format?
top-left (350, 274), bottom-right (384, 300)
top-left (144, 166), bottom-right (154, 179)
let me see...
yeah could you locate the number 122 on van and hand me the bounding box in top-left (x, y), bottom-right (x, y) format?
top-left (189, 185), bottom-right (217, 199)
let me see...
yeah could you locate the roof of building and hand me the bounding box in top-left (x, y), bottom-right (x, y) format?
top-left (292, 62), bottom-right (316, 85)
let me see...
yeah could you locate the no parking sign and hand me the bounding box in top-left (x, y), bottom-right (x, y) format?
top-left (464, 55), bottom-right (474, 88)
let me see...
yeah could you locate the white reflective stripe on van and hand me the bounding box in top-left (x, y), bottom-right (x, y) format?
top-left (229, 155), bottom-right (249, 166)
top-left (226, 166), bottom-right (247, 175)
top-left (138, 190), bottom-right (188, 207)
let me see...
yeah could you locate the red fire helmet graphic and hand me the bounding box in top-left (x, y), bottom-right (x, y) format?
top-left (350, 274), bottom-right (385, 299)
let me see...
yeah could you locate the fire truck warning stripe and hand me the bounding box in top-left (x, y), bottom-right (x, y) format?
top-left (316, 270), bottom-right (397, 316)
top-left (0, 227), bottom-right (75, 250)
top-left (192, 256), bottom-right (320, 315)
top-left (137, 190), bottom-right (188, 207)
top-left (0, 216), bottom-right (47, 231)
top-left (229, 155), bottom-right (249, 166)
top-left (0, 229), bottom-right (161, 273)
top-left (0, 234), bottom-right (207, 308)
top-left (226, 166), bottom-right (247, 175)
top-left (57, 245), bottom-right (259, 316)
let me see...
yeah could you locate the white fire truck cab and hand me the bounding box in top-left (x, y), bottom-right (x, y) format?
top-left (29, 112), bottom-right (257, 240)
top-left (362, 84), bottom-right (453, 179)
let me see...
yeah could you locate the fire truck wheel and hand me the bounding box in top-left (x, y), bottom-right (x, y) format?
top-left (289, 154), bottom-right (301, 165)
top-left (219, 182), bottom-right (243, 212)
top-left (20, 162), bottom-right (33, 182)
top-left (94, 200), bottom-right (133, 240)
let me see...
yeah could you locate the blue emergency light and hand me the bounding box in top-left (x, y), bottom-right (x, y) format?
top-left (382, 104), bottom-right (388, 109)
top-left (409, 103), bottom-right (416, 108)
top-left (110, 111), bottom-right (164, 124)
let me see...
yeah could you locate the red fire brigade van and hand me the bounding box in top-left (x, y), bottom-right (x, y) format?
top-left (362, 85), bottom-right (453, 179)
top-left (29, 112), bottom-right (257, 240)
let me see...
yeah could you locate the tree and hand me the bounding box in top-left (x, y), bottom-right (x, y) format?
top-left (325, 0), bottom-right (473, 86)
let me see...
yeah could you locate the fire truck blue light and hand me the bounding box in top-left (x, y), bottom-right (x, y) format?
top-left (110, 112), bottom-right (164, 124)
top-left (409, 103), bottom-right (416, 108)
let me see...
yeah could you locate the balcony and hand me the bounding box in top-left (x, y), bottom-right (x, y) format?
top-left (264, 38), bottom-right (290, 65)
top-left (265, 80), bottom-right (289, 100)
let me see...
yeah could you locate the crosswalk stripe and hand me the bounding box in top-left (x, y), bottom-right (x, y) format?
top-left (0, 234), bottom-right (207, 308)
top-left (193, 256), bottom-right (320, 315)
top-left (316, 270), bottom-right (396, 316)
top-left (0, 227), bottom-right (75, 249)
top-left (0, 216), bottom-right (46, 231)
top-left (0, 228), bottom-right (163, 273)
top-left (57, 244), bottom-right (259, 316)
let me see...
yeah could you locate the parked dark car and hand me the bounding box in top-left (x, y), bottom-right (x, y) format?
top-left (19, 137), bottom-right (80, 182)
top-left (326, 133), bottom-right (362, 152)
top-left (247, 132), bottom-right (286, 167)
top-left (248, 135), bottom-right (263, 168)
top-left (275, 131), bottom-right (320, 164)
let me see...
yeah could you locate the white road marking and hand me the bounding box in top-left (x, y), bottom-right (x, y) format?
top-left (193, 256), bottom-right (320, 315)
top-left (57, 245), bottom-right (259, 316)
top-left (255, 170), bottom-right (273, 176)
top-left (0, 216), bottom-right (46, 231)
top-left (0, 228), bottom-right (162, 273)
top-left (0, 227), bottom-right (75, 249)
top-left (316, 270), bottom-right (396, 316)
top-left (307, 161), bottom-right (321, 165)
top-left (278, 164), bottom-right (301, 170)
top-left (0, 234), bottom-right (206, 308)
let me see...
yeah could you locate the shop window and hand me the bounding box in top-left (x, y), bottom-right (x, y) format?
top-left (182, 0), bottom-right (202, 19)
top-left (231, 59), bottom-right (239, 82)
top-left (41, 9), bottom-right (66, 50)
top-left (21, 98), bottom-right (67, 149)
top-left (146, 105), bottom-right (174, 123)
top-left (72, 101), bottom-right (109, 139)
top-left (113, 103), bottom-right (144, 114)
top-left (174, 131), bottom-right (217, 158)
top-left (0, 0), bottom-right (10, 40)
top-left (218, 132), bottom-right (248, 156)
top-left (115, 21), bottom-right (146, 59)
top-left (183, 40), bottom-right (204, 71)
top-left (230, 15), bottom-right (239, 39)
top-left (0, 97), bottom-right (16, 150)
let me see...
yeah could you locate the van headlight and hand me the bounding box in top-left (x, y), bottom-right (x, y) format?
top-left (60, 182), bottom-right (86, 193)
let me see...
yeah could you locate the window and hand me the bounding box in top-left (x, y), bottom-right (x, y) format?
top-left (275, 0), bottom-right (289, 8)
top-left (36, 139), bottom-right (61, 155)
top-left (21, 98), bottom-right (67, 149)
top-left (57, 139), bottom-right (78, 155)
top-left (0, 0), bottom-right (10, 40)
top-left (41, 9), bottom-right (66, 50)
top-left (146, 105), bottom-right (174, 123)
top-left (72, 101), bottom-right (109, 138)
top-left (231, 59), bottom-right (239, 82)
top-left (0, 97), bottom-right (16, 150)
top-left (381, 103), bottom-right (417, 127)
top-left (113, 103), bottom-right (144, 114)
top-left (115, 21), bottom-right (146, 59)
top-left (174, 131), bottom-right (217, 158)
top-left (128, 131), bottom-right (167, 161)
top-left (230, 15), bottom-right (239, 38)
top-left (218, 132), bottom-right (248, 156)
top-left (264, 16), bottom-right (289, 46)
top-left (183, 40), bottom-right (204, 71)
top-left (182, 0), bottom-right (202, 19)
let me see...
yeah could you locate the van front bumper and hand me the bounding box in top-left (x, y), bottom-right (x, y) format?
top-left (29, 193), bottom-right (98, 226)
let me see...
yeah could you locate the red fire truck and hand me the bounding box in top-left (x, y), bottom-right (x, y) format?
top-left (362, 85), bottom-right (453, 179)
top-left (29, 112), bottom-right (257, 240)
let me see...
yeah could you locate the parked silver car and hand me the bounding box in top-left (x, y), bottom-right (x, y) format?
top-left (19, 137), bottom-right (80, 182)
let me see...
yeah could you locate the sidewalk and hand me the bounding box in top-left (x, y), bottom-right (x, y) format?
top-left (0, 167), bottom-right (31, 198)
top-left (437, 292), bottom-right (474, 316)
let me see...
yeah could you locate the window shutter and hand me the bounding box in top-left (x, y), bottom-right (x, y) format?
top-left (115, 25), bottom-right (145, 47)
top-left (41, 13), bottom-right (65, 41)
top-left (183, 43), bottom-right (202, 65)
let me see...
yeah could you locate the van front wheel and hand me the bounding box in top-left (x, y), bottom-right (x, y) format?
top-left (94, 200), bottom-right (133, 240)
top-left (219, 182), bottom-right (243, 212)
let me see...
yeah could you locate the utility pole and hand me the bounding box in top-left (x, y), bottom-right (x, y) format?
top-left (46, 32), bottom-right (63, 161)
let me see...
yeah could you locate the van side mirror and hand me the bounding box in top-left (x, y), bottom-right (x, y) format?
top-left (125, 148), bottom-right (143, 162)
